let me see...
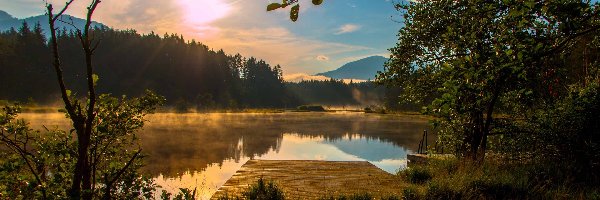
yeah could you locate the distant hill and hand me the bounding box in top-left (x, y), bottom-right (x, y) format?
top-left (316, 56), bottom-right (387, 80)
top-left (0, 10), bottom-right (105, 35)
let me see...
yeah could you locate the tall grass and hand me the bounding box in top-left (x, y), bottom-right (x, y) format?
top-left (217, 177), bottom-right (284, 200)
top-left (398, 157), bottom-right (600, 199)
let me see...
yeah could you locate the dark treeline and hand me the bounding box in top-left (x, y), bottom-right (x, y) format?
top-left (286, 79), bottom-right (386, 107)
top-left (0, 22), bottom-right (289, 109)
top-left (0, 22), bottom-right (404, 110)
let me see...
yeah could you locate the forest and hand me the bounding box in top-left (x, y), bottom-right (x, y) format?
top-left (0, 22), bottom-right (396, 110)
top-left (2, 0), bottom-right (599, 199)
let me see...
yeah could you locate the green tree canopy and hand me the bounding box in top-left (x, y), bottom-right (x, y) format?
top-left (377, 0), bottom-right (600, 160)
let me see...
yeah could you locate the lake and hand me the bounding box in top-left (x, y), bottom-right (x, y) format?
top-left (20, 112), bottom-right (434, 199)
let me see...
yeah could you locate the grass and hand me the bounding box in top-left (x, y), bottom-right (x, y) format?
top-left (399, 167), bottom-right (432, 184)
top-left (397, 157), bottom-right (600, 200)
top-left (217, 177), bottom-right (284, 200)
top-left (319, 193), bottom-right (401, 200)
top-left (205, 156), bottom-right (600, 199)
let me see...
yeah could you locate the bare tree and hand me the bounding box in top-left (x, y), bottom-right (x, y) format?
top-left (46, 0), bottom-right (101, 199)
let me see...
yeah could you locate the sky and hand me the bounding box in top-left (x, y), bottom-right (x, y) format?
top-left (0, 0), bottom-right (404, 79)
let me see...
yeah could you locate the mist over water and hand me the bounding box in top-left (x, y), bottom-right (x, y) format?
top-left (21, 112), bottom-right (433, 199)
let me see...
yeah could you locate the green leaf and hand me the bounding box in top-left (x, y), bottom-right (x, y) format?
top-left (267, 3), bottom-right (282, 11)
top-left (290, 4), bottom-right (300, 22)
top-left (92, 74), bottom-right (99, 86)
top-left (524, 0), bottom-right (535, 9)
top-left (66, 90), bottom-right (72, 97)
top-left (506, 49), bottom-right (513, 55)
top-left (312, 0), bottom-right (323, 5)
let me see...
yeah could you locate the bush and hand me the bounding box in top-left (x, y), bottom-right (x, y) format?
top-left (320, 193), bottom-right (400, 200)
top-left (243, 177), bottom-right (285, 200)
top-left (466, 179), bottom-right (528, 199)
top-left (514, 82), bottom-right (600, 185)
top-left (401, 186), bottom-right (420, 200)
top-left (425, 181), bottom-right (462, 200)
top-left (0, 91), bottom-right (164, 199)
top-left (364, 105), bottom-right (386, 114)
top-left (401, 167), bottom-right (432, 184)
top-left (296, 105), bottom-right (326, 112)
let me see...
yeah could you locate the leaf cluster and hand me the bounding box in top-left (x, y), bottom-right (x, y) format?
top-left (379, 0), bottom-right (600, 158)
top-left (0, 91), bottom-right (165, 199)
top-left (267, 0), bottom-right (324, 22)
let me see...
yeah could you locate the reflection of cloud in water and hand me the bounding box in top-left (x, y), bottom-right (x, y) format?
top-left (257, 134), bottom-right (408, 173)
top-left (21, 112), bottom-right (433, 200)
top-left (324, 134), bottom-right (408, 162)
top-left (256, 134), bottom-right (363, 162)
top-left (153, 158), bottom-right (249, 200)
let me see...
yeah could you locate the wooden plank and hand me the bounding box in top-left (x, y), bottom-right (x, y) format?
top-left (211, 160), bottom-right (406, 199)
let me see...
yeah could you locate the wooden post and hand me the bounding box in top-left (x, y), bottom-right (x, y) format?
top-left (424, 130), bottom-right (428, 154)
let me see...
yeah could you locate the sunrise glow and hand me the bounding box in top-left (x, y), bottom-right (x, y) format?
top-left (176, 0), bottom-right (233, 34)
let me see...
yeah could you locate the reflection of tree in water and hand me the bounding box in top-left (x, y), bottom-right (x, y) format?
top-left (137, 113), bottom-right (432, 178)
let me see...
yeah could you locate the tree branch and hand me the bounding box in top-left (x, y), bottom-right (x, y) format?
top-left (102, 149), bottom-right (142, 200)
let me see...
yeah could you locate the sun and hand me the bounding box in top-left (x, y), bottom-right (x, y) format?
top-left (176, 0), bottom-right (233, 26)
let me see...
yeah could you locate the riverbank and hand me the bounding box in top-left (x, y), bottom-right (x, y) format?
top-left (214, 157), bottom-right (600, 199)
top-left (11, 104), bottom-right (426, 116)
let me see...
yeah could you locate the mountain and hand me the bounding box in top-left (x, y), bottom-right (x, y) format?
top-left (316, 56), bottom-right (387, 80)
top-left (0, 10), bottom-right (105, 35)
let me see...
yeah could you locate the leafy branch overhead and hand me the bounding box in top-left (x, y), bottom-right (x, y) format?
top-left (267, 0), bottom-right (324, 22)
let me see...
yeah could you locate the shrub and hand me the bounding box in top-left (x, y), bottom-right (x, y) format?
top-left (425, 181), bottom-right (461, 200)
top-left (514, 82), bottom-right (600, 185)
top-left (401, 167), bottom-right (432, 184)
top-left (0, 91), bottom-right (164, 199)
top-left (465, 179), bottom-right (528, 199)
top-left (364, 105), bottom-right (386, 114)
top-left (243, 177), bottom-right (285, 200)
top-left (401, 186), bottom-right (420, 200)
top-left (319, 193), bottom-right (398, 200)
top-left (296, 105), bottom-right (326, 112)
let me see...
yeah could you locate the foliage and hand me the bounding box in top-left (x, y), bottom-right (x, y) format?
top-left (400, 166), bottom-right (431, 184)
top-left (161, 188), bottom-right (197, 200)
top-left (0, 26), bottom-right (290, 109)
top-left (399, 157), bottom-right (600, 200)
top-left (266, 0), bottom-right (324, 22)
top-left (401, 186), bottom-right (420, 200)
top-left (0, 91), bottom-right (164, 199)
top-left (286, 80), bottom-right (387, 108)
top-left (378, 0), bottom-right (600, 160)
top-left (243, 177), bottom-right (285, 200)
top-left (296, 105), bottom-right (326, 112)
top-left (319, 193), bottom-right (401, 200)
top-left (0, 24), bottom-right (394, 110)
top-left (364, 105), bottom-right (386, 114)
top-left (505, 81), bottom-right (600, 185)
top-left (216, 177), bottom-right (284, 200)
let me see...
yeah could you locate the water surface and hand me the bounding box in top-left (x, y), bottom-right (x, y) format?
top-left (21, 112), bottom-right (433, 199)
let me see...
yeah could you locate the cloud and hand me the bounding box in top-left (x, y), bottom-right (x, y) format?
top-left (31, 0), bottom-right (235, 37)
top-left (316, 55), bottom-right (329, 61)
top-left (335, 24), bottom-right (361, 35)
top-left (202, 26), bottom-right (371, 74)
top-left (4, 0), bottom-right (381, 75)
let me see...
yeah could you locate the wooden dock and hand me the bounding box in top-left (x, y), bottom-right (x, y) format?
top-left (211, 160), bottom-right (406, 199)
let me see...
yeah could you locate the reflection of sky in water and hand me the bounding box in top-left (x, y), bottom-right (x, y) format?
top-left (257, 134), bottom-right (408, 173)
top-left (155, 133), bottom-right (410, 199)
top-left (154, 158), bottom-right (250, 200)
top-left (20, 113), bottom-right (430, 200)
